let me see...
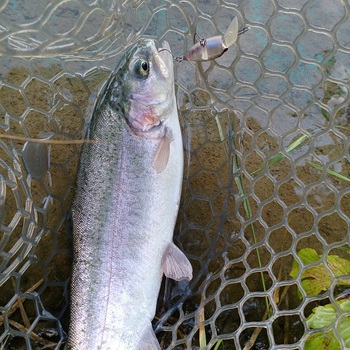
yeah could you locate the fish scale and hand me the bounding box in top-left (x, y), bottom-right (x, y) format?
top-left (68, 40), bottom-right (192, 350)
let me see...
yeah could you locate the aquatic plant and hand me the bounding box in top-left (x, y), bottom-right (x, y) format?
top-left (290, 248), bottom-right (350, 349)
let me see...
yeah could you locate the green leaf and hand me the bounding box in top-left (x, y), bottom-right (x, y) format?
top-left (289, 248), bottom-right (320, 279)
top-left (327, 255), bottom-right (350, 276)
top-left (307, 303), bottom-right (337, 328)
top-left (337, 315), bottom-right (350, 347)
top-left (301, 265), bottom-right (332, 296)
top-left (307, 299), bottom-right (350, 348)
top-left (289, 249), bottom-right (350, 297)
top-left (289, 259), bottom-right (300, 280)
top-left (305, 331), bottom-right (340, 350)
top-left (339, 299), bottom-right (350, 312)
top-left (298, 248), bottom-right (320, 264)
top-left (308, 300), bottom-right (350, 329)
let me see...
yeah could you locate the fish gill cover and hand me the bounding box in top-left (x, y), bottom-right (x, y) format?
top-left (0, 0), bottom-right (350, 349)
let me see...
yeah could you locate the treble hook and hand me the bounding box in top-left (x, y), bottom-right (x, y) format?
top-left (158, 19), bottom-right (250, 63)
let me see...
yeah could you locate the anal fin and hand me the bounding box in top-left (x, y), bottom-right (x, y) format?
top-left (161, 242), bottom-right (193, 281)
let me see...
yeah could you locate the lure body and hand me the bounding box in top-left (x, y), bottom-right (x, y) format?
top-left (183, 17), bottom-right (239, 62)
top-left (183, 35), bottom-right (228, 61)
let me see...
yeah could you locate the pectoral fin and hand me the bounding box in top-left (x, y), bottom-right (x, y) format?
top-left (161, 242), bottom-right (193, 281)
top-left (153, 129), bottom-right (171, 173)
top-left (138, 323), bottom-right (160, 350)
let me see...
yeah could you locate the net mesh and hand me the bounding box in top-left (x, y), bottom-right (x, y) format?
top-left (0, 0), bottom-right (350, 349)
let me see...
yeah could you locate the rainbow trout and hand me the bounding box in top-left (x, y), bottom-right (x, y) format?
top-left (68, 40), bottom-right (192, 349)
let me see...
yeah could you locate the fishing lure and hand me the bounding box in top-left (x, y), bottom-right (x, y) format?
top-left (159, 17), bottom-right (250, 62)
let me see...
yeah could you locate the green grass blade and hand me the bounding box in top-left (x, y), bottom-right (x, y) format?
top-left (251, 134), bottom-right (309, 176)
top-left (306, 161), bottom-right (350, 184)
top-left (213, 340), bottom-right (223, 350)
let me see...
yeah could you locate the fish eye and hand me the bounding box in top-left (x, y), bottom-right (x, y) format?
top-left (134, 59), bottom-right (149, 78)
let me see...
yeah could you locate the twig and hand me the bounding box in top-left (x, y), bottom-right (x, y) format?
top-left (284, 296), bottom-right (289, 344)
top-left (0, 335), bottom-right (10, 350)
top-left (0, 278), bottom-right (44, 326)
top-left (11, 278), bottom-right (30, 328)
top-left (17, 296), bottom-right (31, 328)
top-left (199, 306), bottom-right (206, 349)
top-left (8, 319), bottom-right (57, 348)
top-left (0, 134), bottom-right (95, 144)
top-left (242, 310), bottom-right (268, 350)
top-left (244, 254), bottom-right (292, 349)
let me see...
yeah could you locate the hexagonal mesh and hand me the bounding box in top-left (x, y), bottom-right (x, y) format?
top-left (1, 0), bottom-right (350, 349)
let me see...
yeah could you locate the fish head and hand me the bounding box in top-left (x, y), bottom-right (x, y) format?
top-left (112, 39), bottom-right (175, 135)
